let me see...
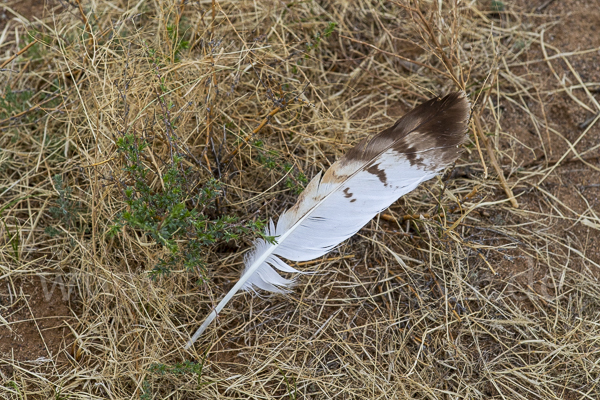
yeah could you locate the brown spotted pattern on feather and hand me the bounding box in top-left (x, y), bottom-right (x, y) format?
top-left (366, 163), bottom-right (388, 185)
top-left (288, 92), bottom-right (470, 215)
top-left (340, 91), bottom-right (470, 174)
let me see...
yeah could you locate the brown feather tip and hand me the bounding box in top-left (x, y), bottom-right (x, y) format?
top-left (341, 91), bottom-right (471, 170)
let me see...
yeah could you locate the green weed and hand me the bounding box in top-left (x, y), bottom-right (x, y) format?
top-left (491, 0), bottom-right (505, 13)
top-left (141, 356), bottom-right (211, 398)
top-left (166, 23), bottom-right (190, 63)
top-left (305, 22), bottom-right (337, 53)
top-left (253, 140), bottom-right (307, 194)
top-left (45, 175), bottom-right (82, 238)
top-left (278, 366), bottom-right (298, 400)
top-left (0, 86), bottom-right (33, 120)
top-left (112, 134), bottom-right (273, 281)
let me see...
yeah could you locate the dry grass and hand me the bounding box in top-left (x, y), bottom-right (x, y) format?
top-left (1, 0), bottom-right (600, 399)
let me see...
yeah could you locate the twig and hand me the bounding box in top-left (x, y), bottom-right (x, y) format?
top-left (75, 0), bottom-right (95, 50)
top-left (472, 120), bottom-right (488, 178)
top-left (221, 106), bottom-right (282, 165)
top-left (0, 41), bottom-right (35, 69)
top-left (579, 112), bottom-right (600, 130)
top-left (536, 0), bottom-right (557, 12)
top-left (412, 3), bottom-right (463, 89)
top-left (474, 114), bottom-right (519, 208)
top-left (339, 35), bottom-right (452, 80)
top-left (510, 154), bottom-right (600, 172)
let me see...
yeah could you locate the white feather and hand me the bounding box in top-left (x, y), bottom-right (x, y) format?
top-left (185, 92), bottom-right (470, 349)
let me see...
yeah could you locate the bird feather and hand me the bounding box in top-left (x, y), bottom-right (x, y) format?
top-left (185, 91), bottom-right (471, 349)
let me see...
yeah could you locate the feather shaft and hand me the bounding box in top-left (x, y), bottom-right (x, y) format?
top-left (184, 248), bottom-right (271, 349)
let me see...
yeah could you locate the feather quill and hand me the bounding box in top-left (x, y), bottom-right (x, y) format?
top-left (185, 91), bottom-right (471, 349)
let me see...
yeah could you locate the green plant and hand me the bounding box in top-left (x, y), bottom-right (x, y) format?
top-left (112, 134), bottom-right (273, 280)
top-left (45, 175), bottom-right (82, 237)
top-left (284, 163), bottom-right (308, 195)
top-left (23, 29), bottom-right (52, 61)
top-left (141, 356), bottom-right (211, 397)
top-left (491, 0), bottom-right (505, 13)
top-left (2, 219), bottom-right (20, 261)
top-left (305, 22), bottom-right (337, 53)
top-left (4, 380), bottom-right (23, 400)
top-left (139, 380), bottom-right (152, 400)
top-left (0, 86), bottom-right (33, 120)
top-left (253, 140), bottom-right (307, 194)
top-left (166, 23), bottom-right (190, 63)
top-left (0, 196), bottom-right (29, 261)
top-left (278, 366), bottom-right (297, 400)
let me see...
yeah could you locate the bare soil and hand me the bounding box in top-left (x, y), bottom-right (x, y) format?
top-left (494, 0), bottom-right (600, 277)
top-left (0, 278), bottom-right (73, 362)
top-left (0, 0), bottom-right (55, 31)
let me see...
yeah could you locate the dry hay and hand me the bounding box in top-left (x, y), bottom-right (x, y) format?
top-left (1, 0), bottom-right (599, 399)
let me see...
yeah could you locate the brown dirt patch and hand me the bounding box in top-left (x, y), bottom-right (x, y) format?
top-left (0, 1), bottom-right (57, 31)
top-left (0, 277), bottom-right (74, 363)
top-left (490, 0), bottom-right (600, 284)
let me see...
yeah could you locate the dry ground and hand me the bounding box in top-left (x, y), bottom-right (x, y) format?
top-left (1, 0), bottom-right (599, 399)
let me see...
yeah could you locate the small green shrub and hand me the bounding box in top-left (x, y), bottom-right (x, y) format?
top-left (253, 140), bottom-right (307, 194)
top-left (45, 175), bottom-right (83, 239)
top-left (305, 22), bottom-right (337, 53)
top-left (491, 0), bottom-right (505, 13)
top-left (141, 358), bottom-right (211, 398)
top-left (112, 134), bottom-right (273, 281)
top-left (0, 86), bottom-right (33, 120)
top-left (166, 23), bottom-right (190, 63)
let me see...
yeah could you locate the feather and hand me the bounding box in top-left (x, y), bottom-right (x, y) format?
top-left (185, 91), bottom-right (471, 349)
